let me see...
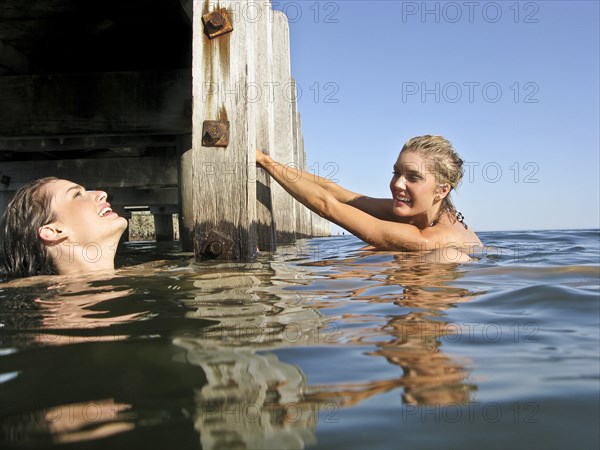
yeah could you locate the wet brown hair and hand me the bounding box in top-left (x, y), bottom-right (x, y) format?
top-left (0, 177), bottom-right (59, 279)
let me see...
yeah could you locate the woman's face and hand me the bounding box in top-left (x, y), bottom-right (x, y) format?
top-left (389, 151), bottom-right (442, 219)
top-left (43, 179), bottom-right (127, 246)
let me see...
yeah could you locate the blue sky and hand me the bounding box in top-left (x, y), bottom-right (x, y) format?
top-left (272, 0), bottom-right (600, 232)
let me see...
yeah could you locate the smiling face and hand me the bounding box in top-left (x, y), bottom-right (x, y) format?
top-left (41, 179), bottom-right (127, 247)
top-left (389, 151), bottom-right (449, 227)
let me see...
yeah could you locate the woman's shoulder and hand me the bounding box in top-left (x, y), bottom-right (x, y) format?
top-left (424, 220), bottom-right (482, 248)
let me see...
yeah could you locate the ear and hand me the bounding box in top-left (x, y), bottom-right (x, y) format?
top-left (436, 184), bottom-right (451, 200)
top-left (38, 222), bottom-right (67, 244)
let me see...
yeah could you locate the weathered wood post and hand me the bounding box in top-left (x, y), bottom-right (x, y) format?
top-left (183, 0), bottom-right (258, 259)
top-left (253, 0), bottom-right (276, 251)
top-left (270, 10), bottom-right (297, 244)
top-left (291, 79), bottom-right (312, 238)
top-left (177, 133), bottom-right (194, 250)
top-left (179, 0), bottom-right (329, 259)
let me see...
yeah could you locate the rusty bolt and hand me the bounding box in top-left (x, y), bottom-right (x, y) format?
top-left (207, 12), bottom-right (225, 30)
top-left (204, 125), bottom-right (222, 142)
top-left (202, 120), bottom-right (230, 147)
top-left (206, 241), bottom-right (223, 257)
top-left (201, 230), bottom-right (233, 259)
top-left (202, 9), bottom-right (233, 39)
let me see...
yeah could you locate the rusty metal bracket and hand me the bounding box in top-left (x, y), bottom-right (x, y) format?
top-left (200, 229), bottom-right (233, 259)
top-left (202, 8), bottom-right (233, 39)
top-left (202, 120), bottom-right (229, 147)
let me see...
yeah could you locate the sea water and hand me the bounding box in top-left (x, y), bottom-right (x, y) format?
top-left (0, 229), bottom-right (598, 449)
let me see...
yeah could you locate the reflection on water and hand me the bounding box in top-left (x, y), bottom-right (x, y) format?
top-left (294, 250), bottom-right (476, 408)
top-left (2, 233), bottom-right (598, 449)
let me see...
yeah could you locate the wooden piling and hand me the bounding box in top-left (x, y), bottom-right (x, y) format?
top-left (290, 81), bottom-right (312, 239)
top-left (185, 1), bottom-right (330, 260)
top-left (151, 206), bottom-right (176, 242)
top-left (269, 10), bottom-right (297, 244)
top-left (252, 0), bottom-right (277, 251)
top-left (177, 134), bottom-right (194, 251)
top-left (187, 0), bottom-right (258, 259)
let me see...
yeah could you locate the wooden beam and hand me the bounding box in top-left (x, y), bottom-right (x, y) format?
top-left (0, 134), bottom-right (178, 152)
top-left (0, 70), bottom-right (192, 137)
top-left (0, 156), bottom-right (178, 192)
top-left (178, 0), bottom-right (193, 22)
top-left (0, 39), bottom-right (29, 74)
top-left (107, 188), bottom-right (178, 207)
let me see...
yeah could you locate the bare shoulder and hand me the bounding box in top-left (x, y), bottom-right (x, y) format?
top-left (422, 221), bottom-right (482, 248)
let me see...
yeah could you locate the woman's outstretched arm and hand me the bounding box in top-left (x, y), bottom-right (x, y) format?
top-left (258, 150), bottom-right (401, 222)
top-left (256, 149), bottom-right (444, 251)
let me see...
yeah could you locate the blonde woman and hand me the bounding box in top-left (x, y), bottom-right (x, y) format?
top-left (257, 135), bottom-right (481, 260)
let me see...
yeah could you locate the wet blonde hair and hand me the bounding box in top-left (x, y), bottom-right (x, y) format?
top-left (400, 135), bottom-right (464, 217)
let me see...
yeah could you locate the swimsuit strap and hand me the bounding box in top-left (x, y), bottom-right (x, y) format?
top-left (456, 211), bottom-right (468, 229)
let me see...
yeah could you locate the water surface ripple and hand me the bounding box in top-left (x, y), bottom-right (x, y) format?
top-left (1, 229), bottom-right (598, 449)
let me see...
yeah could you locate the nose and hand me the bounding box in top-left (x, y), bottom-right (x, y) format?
top-left (93, 190), bottom-right (108, 202)
top-left (392, 174), bottom-right (407, 190)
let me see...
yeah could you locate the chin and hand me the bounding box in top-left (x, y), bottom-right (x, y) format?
top-left (392, 206), bottom-right (410, 217)
top-left (106, 217), bottom-right (128, 241)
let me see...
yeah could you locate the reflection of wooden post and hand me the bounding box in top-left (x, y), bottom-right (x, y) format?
top-left (190, 0), bottom-right (257, 259)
